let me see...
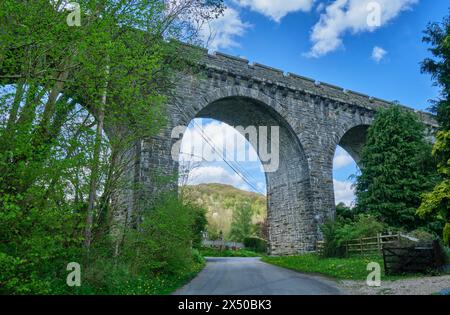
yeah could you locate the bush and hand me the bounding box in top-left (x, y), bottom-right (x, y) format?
top-left (320, 214), bottom-right (386, 258)
top-left (336, 202), bottom-right (356, 221)
top-left (191, 248), bottom-right (205, 265)
top-left (443, 223), bottom-right (450, 246)
top-left (243, 237), bottom-right (267, 253)
top-left (0, 194), bottom-right (84, 294)
top-left (408, 229), bottom-right (436, 242)
top-left (199, 247), bottom-right (260, 257)
top-left (336, 214), bottom-right (386, 243)
top-left (189, 203), bottom-right (208, 249)
top-left (121, 193), bottom-right (204, 276)
top-left (433, 240), bottom-right (449, 268)
top-left (320, 220), bottom-right (347, 258)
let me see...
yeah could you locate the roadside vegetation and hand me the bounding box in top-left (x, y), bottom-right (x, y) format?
top-left (263, 252), bottom-right (450, 281)
top-left (0, 0), bottom-right (224, 295)
top-left (262, 254), bottom-right (385, 281)
top-left (199, 247), bottom-right (261, 258)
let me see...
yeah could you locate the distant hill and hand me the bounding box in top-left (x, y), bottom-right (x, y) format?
top-left (182, 184), bottom-right (267, 239)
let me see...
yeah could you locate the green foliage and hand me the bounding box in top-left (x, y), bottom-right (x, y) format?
top-left (444, 223), bottom-right (450, 246)
top-left (122, 194), bottom-right (204, 276)
top-left (243, 237), bottom-right (267, 253)
top-left (183, 184), bottom-right (266, 240)
top-left (320, 214), bottom-right (386, 258)
top-left (419, 11), bottom-right (450, 245)
top-left (199, 247), bottom-right (261, 257)
top-left (320, 220), bottom-right (347, 258)
top-left (337, 214), bottom-right (387, 242)
top-left (336, 202), bottom-right (356, 221)
top-left (0, 192), bottom-right (83, 294)
top-left (355, 105), bottom-right (438, 230)
top-left (418, 131), bottom-right (450, 239)
top-left (191, 248), bottom-right (205, 265)
top-left (229, 202), bottom-right (255, 242)
top-left (421, 13), bottom-right (450, 130)
top-left (64, 250), bottom-right (205, 295)
top-left (189, 203), bottom-right (208, 249)
top-left (0, 0), bottom-right (224, 295)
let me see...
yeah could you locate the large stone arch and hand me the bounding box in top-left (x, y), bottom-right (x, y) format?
top-left (141, 85), bottom-right (315, 255)
top-left (319, 114), bottom-right (373, 210)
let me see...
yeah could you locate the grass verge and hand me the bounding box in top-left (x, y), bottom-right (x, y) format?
top-left (261, 253), bottom-right (444, 281)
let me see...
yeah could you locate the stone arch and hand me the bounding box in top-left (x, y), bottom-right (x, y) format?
top-left (173, 86), bottom-right (293, 129)
top-left (336, 124), bottom-right (370, 166)
top-left (170, 86), bottom-right (315, 254)
top-left (325, 123), bottom-right (371, 211)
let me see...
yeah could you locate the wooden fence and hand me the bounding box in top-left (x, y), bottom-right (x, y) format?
top-left (316, 233), bottom-right (403, 255)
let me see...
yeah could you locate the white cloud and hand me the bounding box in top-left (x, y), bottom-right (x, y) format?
top-left (179, 119), bottom-right (266, 193)
top-left (371, 46), bottom-right (387, 63)
top-left (187, 166), bottom-right (242, 186)
top-left (234, 0), bottom-right (314, 22)
top-left (186, 165), bottom-right (265, 193)
top-left (307, 0), bottom-right (418, 57)
top-left (316, 2), bottom-right (326, 13)
top-left (333, 179), bottom-right (355, 206)
top-left (333, 147), bottom-right (354, 170)
top-left (180, 119), bottom-right (258, 163)
top-left (199, 7), bottom-right (250, 51)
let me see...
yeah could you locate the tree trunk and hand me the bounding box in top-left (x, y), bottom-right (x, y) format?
top-left (85, 64), bottom-right (109, 249)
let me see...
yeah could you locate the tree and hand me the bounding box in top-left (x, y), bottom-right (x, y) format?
top-left (253, 217), bottom-right (269, 240)
top-left (336, 202), bottom-right (356, 221)
top-left (190, 203), bottom-right (208, 248)
top-left (0, 0), bottom-right (225, 294)
top-left (421, 13), bottom-right (450, 130)
top-left (355, 106), bottom-right (438, 230)
top-left (418, 11), bottom-right (450, 245)
top-left (229, 202), bottom-right (254, 242)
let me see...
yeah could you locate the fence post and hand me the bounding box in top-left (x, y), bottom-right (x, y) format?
top-left (377, 233), bottom-right (381, 252)
top-left (360, 237), bottom-right (363, 255)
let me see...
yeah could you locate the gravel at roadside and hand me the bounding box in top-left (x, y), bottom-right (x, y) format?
top-left (339, 275), bottom-right (450, 295)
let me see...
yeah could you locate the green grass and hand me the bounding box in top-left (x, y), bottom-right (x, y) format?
top-left (261, 253), bottom-right (438, 281)
top-left (199, 247), bottom-right (261, 257)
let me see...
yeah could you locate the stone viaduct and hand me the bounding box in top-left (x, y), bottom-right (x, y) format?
top-left (112, 48), bottom-right (437, 256)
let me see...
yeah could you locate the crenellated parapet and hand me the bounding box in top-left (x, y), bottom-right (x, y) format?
top-left (191, 49), bottom-right (438, 129)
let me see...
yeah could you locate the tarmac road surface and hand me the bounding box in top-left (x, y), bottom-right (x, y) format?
top-left (174, 257), bottom-right (343, 295)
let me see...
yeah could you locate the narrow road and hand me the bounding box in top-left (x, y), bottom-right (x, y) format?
top-left (174, 257), bottom-right (343, 295)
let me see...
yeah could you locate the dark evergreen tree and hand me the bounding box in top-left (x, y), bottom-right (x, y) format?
top-left (355, 106), bottom-right (437, 230)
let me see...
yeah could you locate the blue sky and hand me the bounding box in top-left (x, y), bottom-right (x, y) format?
top-left (180, 0), bottom-right (449, 206)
